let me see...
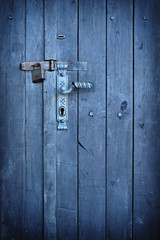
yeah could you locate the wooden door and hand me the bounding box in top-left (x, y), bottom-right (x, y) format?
top-left (0, 0), bottom-right (160, 239)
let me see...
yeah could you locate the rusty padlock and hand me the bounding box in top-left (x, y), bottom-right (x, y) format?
top-left (32, 63), bottom-right (45, 83)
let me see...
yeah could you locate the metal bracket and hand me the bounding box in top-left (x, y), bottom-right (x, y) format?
top-left (20, 59), bottom-right (91, 130)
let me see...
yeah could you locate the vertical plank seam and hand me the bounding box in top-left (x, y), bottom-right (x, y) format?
top-left (132, 0), bottom-right (135, 239)
top-left (56, 1), bottom-right (58, 239)
top-left (77, 0), bottom-right (80, 239)
top-left (105, 0), bottom-right (108, 239)
top-left (42, 0), bottom-right (45, 238)
top-left (24, 0), bottom-right (27, 238)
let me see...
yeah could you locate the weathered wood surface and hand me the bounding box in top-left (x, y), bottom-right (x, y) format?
top-left (0, 0), bottom-right (25, 239)
top-left (56, 0), bottom-right (78, 239)
top-left (0, 0), bottom-right (160, 239)
top-left (44, 0), bottom-right (57, 239)
top-left (134, 0), bottom-right (160, 239)
top-left (79, 0), bottom-right (106, 239)
top-left (25, 0), bottom-right (43, 238)
top-left (107, 0), bottom-right (133, 239)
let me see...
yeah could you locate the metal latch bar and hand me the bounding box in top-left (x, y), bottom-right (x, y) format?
top-left (20, 60), bottom-right (87, 72)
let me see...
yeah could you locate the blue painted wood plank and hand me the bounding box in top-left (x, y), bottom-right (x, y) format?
top-left (0, 0), bottom-right (26, 239)
top-left (134, 1), bottom-right (160, 239)
top-left (25, 0), bottom-right (44, 238)
top-left (44, 0), bottom-right (57, 238)
top-left (107, 0), bottom-right (133, 239)
top-left (79, 0), bottom-right (106, 239)
top-left (56, 0), bottom-right (78, 239)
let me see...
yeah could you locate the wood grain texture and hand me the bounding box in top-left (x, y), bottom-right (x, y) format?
top-left (44, 0), bottom-right (57, 239)
top-left (56, 0), bottom-right (78, 239)
top-left (1, 1), bottom-right (160, 239)
top-left (79, 0), bottom-right (106, 239)
top-left (25, 0), bottom-right (44, 238)
top-left (0, 0), bottom-right (25, 239)
top-left (107, 0), bottom-right (133, 239)
top-left (134, 1), bottom-right (160, 239)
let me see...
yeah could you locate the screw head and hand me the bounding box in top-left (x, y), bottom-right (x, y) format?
top-left (89, 111), bottom-right (94, 117)
top-left (143, 16), bottom-right (148, 21)
top-left (8, 15), bottom-right (13, 20)
top-left (60, 87), bottom-right (65, 92)
top-left (117, 112), bottom-right (123, 119)
top-left (60, 73), bottom-right (64, 77)
top-left (110, 16), bottom-right (115, 21)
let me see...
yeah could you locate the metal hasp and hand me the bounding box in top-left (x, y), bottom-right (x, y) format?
top-left (20, 59), bottom-right (92, 130)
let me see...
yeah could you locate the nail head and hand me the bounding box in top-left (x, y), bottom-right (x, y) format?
top-left (89, 111), bottom-right (94, 117)
top-left (117, 112), bottom-right (122, 119)
top-left (143, 16), bottom-right (147, 21)
top-left (8, 15), bottom-right (13, 20)
top-left (110, 16), bottom-right (115, 21)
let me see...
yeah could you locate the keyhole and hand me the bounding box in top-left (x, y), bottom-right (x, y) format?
top-left (59, 107), bottom-right (66, 116)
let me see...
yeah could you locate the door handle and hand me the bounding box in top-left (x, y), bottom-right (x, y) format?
top-left (20, 59), bottom-right (92, 130)
top-left (60, 81), bottom-right (92, 94)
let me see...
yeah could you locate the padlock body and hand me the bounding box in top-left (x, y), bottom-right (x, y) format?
top-left (32, 67), bottom-right (45, 83)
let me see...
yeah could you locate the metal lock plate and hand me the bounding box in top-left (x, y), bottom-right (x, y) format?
top-left (57, 63), bottom-right (68, 130)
